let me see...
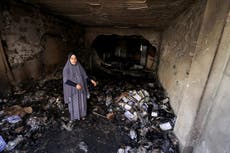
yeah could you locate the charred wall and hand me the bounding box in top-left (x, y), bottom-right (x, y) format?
top-left (0, 0), bottom-right (84, 87)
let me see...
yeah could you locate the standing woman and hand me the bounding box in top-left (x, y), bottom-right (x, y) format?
top-left (63, 52), bottom-right (97, 121)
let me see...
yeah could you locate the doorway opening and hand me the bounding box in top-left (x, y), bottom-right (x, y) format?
top-left (92, 35), bottom-right (157, 76)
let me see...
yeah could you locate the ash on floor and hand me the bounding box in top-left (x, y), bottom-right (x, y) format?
top-left (0, 75), bottom-right (179, 153)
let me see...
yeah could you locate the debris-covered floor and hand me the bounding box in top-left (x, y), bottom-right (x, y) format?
top-left (0, 73), bottom-right (179, 153)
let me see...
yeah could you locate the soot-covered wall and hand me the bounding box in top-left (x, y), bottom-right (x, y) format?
top-left (0, 0), bottom-right (84, 85)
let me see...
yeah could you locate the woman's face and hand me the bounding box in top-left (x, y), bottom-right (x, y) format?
top-left (69, 54), bottom-right (77, 65)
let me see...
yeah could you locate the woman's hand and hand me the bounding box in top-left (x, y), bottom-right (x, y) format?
top-left (76, 84), bottom-right (82, 90)
top-left (91, 80), bottom-right (97, 87)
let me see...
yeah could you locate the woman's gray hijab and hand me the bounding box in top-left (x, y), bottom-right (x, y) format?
top-left (63, 53), bottom-right (89, 104)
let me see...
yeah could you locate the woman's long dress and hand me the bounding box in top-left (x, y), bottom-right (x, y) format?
top-left (63, 60), bottom-right (89, 121)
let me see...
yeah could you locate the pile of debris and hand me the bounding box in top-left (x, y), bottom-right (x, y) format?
top-left (0, 79), bottom-right (71, 152)
top-left (90, 77), bottom-right (178, 153)
top-left (0, 74), bottom-right (179, 153)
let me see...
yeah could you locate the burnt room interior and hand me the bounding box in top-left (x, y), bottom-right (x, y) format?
top-left (0, 0), bottom-right (229, 153)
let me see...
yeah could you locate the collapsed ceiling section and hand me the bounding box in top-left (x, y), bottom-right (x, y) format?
top-left (21, 0), bottom-right (195, 30)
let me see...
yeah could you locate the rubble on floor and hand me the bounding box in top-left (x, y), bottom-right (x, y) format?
top-left (90, 77), bottom-right (178, 153)
top-left (0, 75), bottom-right (179, 153)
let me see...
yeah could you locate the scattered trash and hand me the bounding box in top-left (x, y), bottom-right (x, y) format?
top-left (124, 104), bottom-right (132, 111)
top-left (0, 111), bottom-right (4, 116)
top-left (111, 81), bottom-right (177, 152)
top-left (105, 95), bottom-right (113, 106)
top-left (27, 117), bottom-right (41, 131)
top-left (117, 148), bottom-right (125, 153)
top-left (93, 111), bottom-right (107, 119)
top-left (159, 122), bottom-right (173, 131)
top-left (148, 83), bottom-right (154, 87)
top-left (5, 115), bottom-right (22, 124)
top-left (162, 97), bottom-right (169, 104)
top-left (124, 146), bottom-right (135, 153)
top-left (24, 106), bottom-right (33, 114)
top-left (78, 141), bottom-right (88, 153)
top-left (129, 129), bottom-right (137, 140)
top-left (61, 121), bottom-right (73, 132)
top-left (151, 111), bottom-right (158, 117)
top-left (106, 112), bottom-right (115, 120)
top-left (122, 97), bottom-right (129, 103)
top-left (4, 105), bottom-right (33, 118)
top-left (0, 135), bottom-right (6, 152)
top-left (5, 135), bottom-right (24, 151)
top-left (118, 146), bottom-right (137, 153)
top-left (132, 93), bottom-right (142, 101)
top-left (137, 146), bottom-right (147, 153)
top-left (124, 111), bottom-right (138, 121)
top-left (0, 74), bottom-right (178, 152)
top-left (15, 126), bottom-right (24, 134)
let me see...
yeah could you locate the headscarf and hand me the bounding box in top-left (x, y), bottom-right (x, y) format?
top-left (63, 52), bottom-right (89, 104)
